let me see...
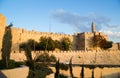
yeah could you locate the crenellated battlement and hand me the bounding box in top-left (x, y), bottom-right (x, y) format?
top-left (10, 27), bottom-right (74, 50)
top-left (12, 27), bottom-right (72, 36)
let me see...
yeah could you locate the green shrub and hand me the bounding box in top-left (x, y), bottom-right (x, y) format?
top-left (59, 74), bottom-right (68, 78)
top-left (0, 60), bottom-right (24, 69)
top-left (34, 63), bottom-right (47, 70)
top-left (27, 67), bottom-right (53, 78)
top-left (35, 53), bottom-right (49, 62)
top-left (35, 53), bottom-right (56, 62)
top-left (0, 60), bottom-right (4, 69)
top-left (60, 63), bottom-right (69, 71)
top-left (49, 54), bottom-right (56, 62)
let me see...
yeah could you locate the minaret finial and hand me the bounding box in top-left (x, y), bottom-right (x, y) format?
top-left (91, 21), bottom-right (95, 33)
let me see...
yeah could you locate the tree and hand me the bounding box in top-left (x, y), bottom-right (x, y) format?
top-left (69, 57), bottom-right (74, 78)
top-left (20, 37), bottom-right (72, 51)
top-left (39, 37), bottom-right (55, 51)
top-left (21, 42), bottom-right (36, 78)
top-left (93, 33), bottom-right (113, 50)
top-left (100, 39), bottom-right (113, 50)
top-left (47, 37), bottom-right (55, 50)
top-left (93, 33), bottom-right (104, 48)
top-left (20, 39), bottom-right (35, 70)
top-left (54, 40), bottom-right (61, 50)
top-left (38, 37), bottom-right (47, 50)
top-left (61, 37), bottom-right (71, 50)
top-left (22, 43), bottom-right (35, 70)
top-left (55, 59), bottom-right (60, 78)
top-left (27, 39), bottom-right (38, 50)
top-left (20, 39), bottom-right (39, 51)
top-left (1, 24), bottom-right (12, 68)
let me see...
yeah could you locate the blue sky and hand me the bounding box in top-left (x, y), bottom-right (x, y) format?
top-left (0, 0), bottom-right (120, 42)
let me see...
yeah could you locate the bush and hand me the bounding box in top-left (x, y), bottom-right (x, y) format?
top-left (35, 53), bottom-right (56, 62)
top-left (27, 66), bottom-right (53, 78)
top-left (59, 74), bottom-right (68, 78)
top-left (60, 63), bottom-right (69, 71)
top-left (34, 63), bottom-right (48, 70)
top-left (0, 60), bottom-right (24, 69)
top-left (25, 60), bottom-right (35, 70)
top-left (49, 54), bottom-right (56, 62)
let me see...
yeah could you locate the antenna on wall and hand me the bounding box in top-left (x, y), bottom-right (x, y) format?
top-left (49, 13), bottom-right (52, 32)
top-left (45, 13), bottom-right (52, 51)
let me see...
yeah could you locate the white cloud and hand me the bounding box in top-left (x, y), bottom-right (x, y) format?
top-left (52, 9), bottom-right (111, 32)
top-left (52, 9), bottom-right (120, 42)
top-left (101, 30), bottom-right (120, 42)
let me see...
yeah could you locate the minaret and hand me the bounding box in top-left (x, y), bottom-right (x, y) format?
top-left (91, 21), bottom-right (95, 33)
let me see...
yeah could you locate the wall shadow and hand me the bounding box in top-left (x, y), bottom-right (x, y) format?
top-left (0, 71), bottom-right (7, 78)
top-left (102, 72), bottom-right (120, 78)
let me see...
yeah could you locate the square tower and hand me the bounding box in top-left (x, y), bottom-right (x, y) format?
top-left (75, 22), bottom-right (108, 50)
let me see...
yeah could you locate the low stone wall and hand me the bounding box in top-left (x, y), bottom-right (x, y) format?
top-left (0, 50), bottom-right (120, 64)
top-left (46, 73), bottom-right (54, 78)
top-left (50, 67), bottom-right (120, 78)
top-left (0, 66), bottom-right (29, 78)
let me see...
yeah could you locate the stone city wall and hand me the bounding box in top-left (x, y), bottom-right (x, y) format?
top-left (9, 27), bottom-right (120, 51)
top-left (11, 27), bottom-right (74, 51)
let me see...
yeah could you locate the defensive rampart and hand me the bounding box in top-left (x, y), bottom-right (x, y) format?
top-left (0, 50), bottom-right (120, 64)
top-left (11, 27), bottom-right (74, 51)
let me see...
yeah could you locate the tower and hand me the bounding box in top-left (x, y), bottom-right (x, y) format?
top-left (91, 21), bottom-right (95, 33)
